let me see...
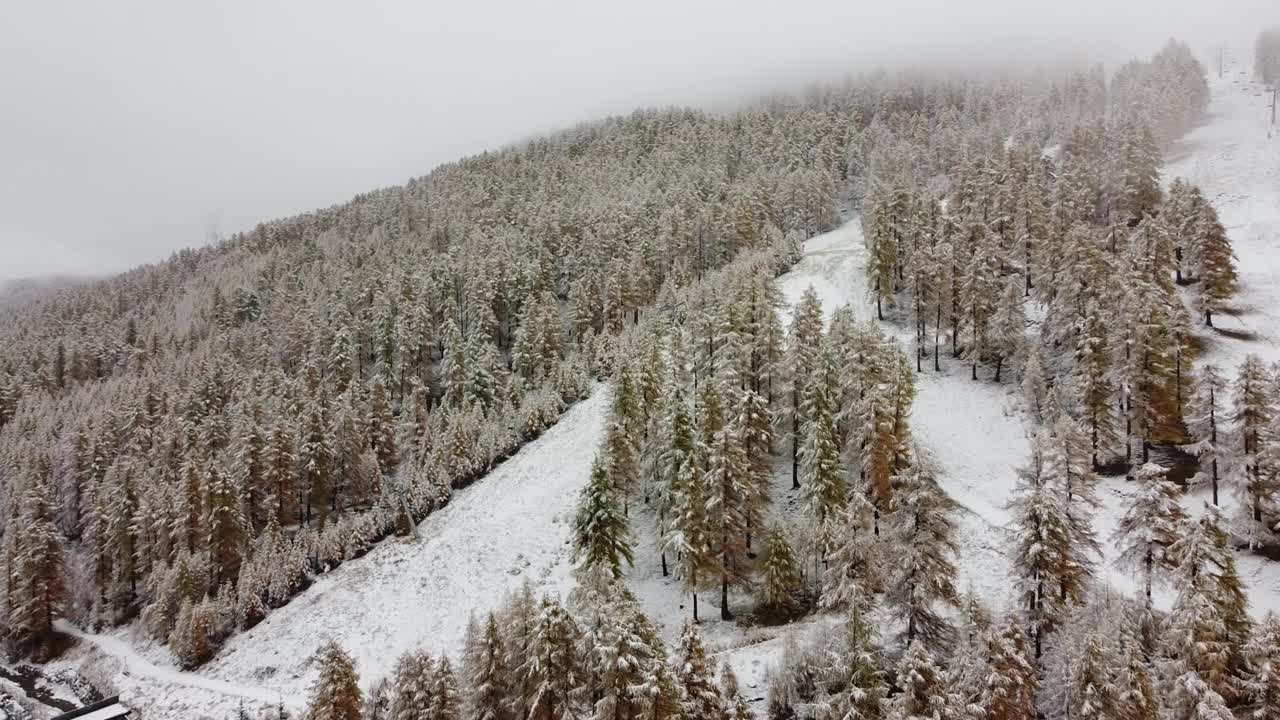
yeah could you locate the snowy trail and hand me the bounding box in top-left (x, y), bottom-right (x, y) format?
top-left (59, 386), bottom-right (611, 718)
top-left (54, 620), bottom-right (281, 705)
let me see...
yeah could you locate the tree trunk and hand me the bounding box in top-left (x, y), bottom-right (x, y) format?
top-left (934, 305), bottom-right (942, 372)
top-left (693, 592), bottom-right (699, 622)
top-left (661, 552), bottom-right (668, 577)
top-left (1144, 552), bottom-right (1154, 609)
top-left (792, 388), bottom-right (801, 490)
top-left (721, 577), bottom-right (733, 621)
top-left (1212, 458), bottom-right (1219, 506)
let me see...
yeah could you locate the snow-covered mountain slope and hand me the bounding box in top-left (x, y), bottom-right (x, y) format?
top-left (625, 55), bottom-right (1280, 705)
top-left (60, 386), bottom-right (611, 718)
top-left (1166, 53), bottom-right (1280, 370)
top-left (44, 49), bottom-right (1280, 720)
top-left (620, 220), bottom-right (1027, 703)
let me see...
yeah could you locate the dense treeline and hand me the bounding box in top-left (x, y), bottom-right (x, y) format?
top-left (0, 95), bottom-right (841, 662)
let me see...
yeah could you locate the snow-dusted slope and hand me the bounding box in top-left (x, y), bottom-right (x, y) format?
top-left (773, 218), bottom-right (1025, 599)
top-left (42, 47), bottom-right (1280, 720)
top-left (617, 217), bottom-right (1028, 706)
top-left (636, 57), bottom-right (1280, 704)
top-left (62, 386), bottom-right (611, 718)
top-left (1166, 53), bottom-right (1280, 370)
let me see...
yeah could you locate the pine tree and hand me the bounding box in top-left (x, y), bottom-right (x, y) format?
top-left (441, 318), bottom-right (468, 409)
top-left (1188, 364), bottom-right (1231, 505)
top-left (1191, 200), bottom-right (1237, 327)
top-left (1077, 298), bottom-right (1118, 468)
top-left (502, 584), bottom-right (539, 720)
top-left (820, 499), bottom-right (878, 613)
top-left (1165, 672), bottom-right (1234, 720)
top-left (1115, 639), bottom-right (1158, 720)
top-left (1233, 355), bottom-right (1275, 541)
top-left (889, 641), bottom-right (965, 720)
top-left (979, 614), bottom-right (1038, 720)
top-left (466, 612), bottom-right (512, 720)
top-left (1164, 504), bottom-right (1250, 702)
top-left (734, 387), bottom-right (773, 554)
top-left (960, 226), bottom-right (1000, 381)
top-left (365, 678), bottom-right (392, 720)
top-left (1007, 430), bottom-right (1075, 659)
top-left (801, 349), bottom-right (847, 557)
top-left (169, 597), bottom-right (216, 668)
top-left (636, 653), bottom-right (682, 720)
top-left (757, 524), bottom-right (803, 618)
top-left (369, 380), bottom-right (399, 476)
top-left (656, 377), bottom-right (695, 579)
top-left (6, 473), bottom-right (67, 655)
top-left (667, 431), bottom-right (713, 621)
top-left (1238, 612), bottom-right (1280, 720)
top-left (306, 641), bottom-right (363, 720)
top-left (674, 621), bottom-right (725, 720)
top-left (391, 652), bottom-right (434, 720)
top-left (990, 276), bottom-right (1025, 383)
top-left (786, 286), bottom-right (824, 488)
top-left (1065, 635), bottom-right (1120, 720)
top-left (1022, 341), bottom-right (1050, 426)
top-left (235, 400), bottom-right (270, 531)
top-left (885, 446), bottom-right (959, 652)
top-left (825, 609), bottom-right (887, 720)
top-left (266, 420), bottom-right (298, 526)
top-left (429, 657), bottom-right (460, 720)
top-left (206, 461), bottom-right (248, 586)
top-left (523, 598), bottom-right (586, 720)
top-left (572, 458), bottom-right (634, 579)
top-left (588, 595), bottom-right (665, 720)
top-left (865, 183), bottom-right (899, 321)
top-left (1110, 119), bottom-right (1162, 224)
top-left (705, 414), bottom-right (751, 621)
top-left (1047, 412), bottom-right (1101, 608)
top-left (301, 385), bottom-right (335, 527)
top-left (1112, 462), bottom-right (1187, 609)
top-left (606, 365), bottom-right (643, 511)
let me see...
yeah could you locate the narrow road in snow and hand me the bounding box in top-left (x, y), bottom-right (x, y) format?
top-left (55, 620), bottom-right (281, 705)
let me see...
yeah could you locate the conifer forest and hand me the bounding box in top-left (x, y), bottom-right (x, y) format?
top-left (4, 15), bottom-right (1280, 720)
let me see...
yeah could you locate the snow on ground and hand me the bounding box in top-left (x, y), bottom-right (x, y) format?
top-left (1165, 52), bottom-right (1280, 371)
top-left (60, 386), bottom-right (611, 719)
top-left (620, 215), bottom-right (1029, 710)
top-left (1131, 49), bottom-right (1280, 616)
top-left (632, 54), bottom-right (1280, 708)
top-left (773, 215), bottom-right (1026, 604)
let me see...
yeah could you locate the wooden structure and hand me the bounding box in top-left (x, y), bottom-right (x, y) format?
top-left (51, 696), bottom-right (131, 720)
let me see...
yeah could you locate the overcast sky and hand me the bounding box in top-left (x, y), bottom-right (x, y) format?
top-left (1, 0), bottom-right (1274, 282)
